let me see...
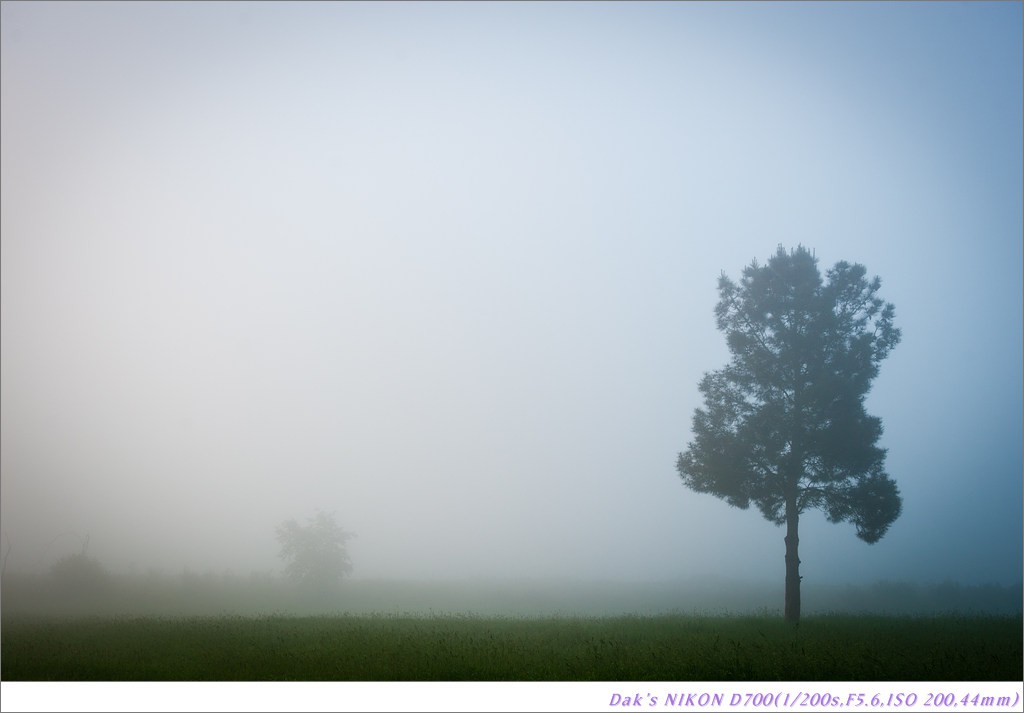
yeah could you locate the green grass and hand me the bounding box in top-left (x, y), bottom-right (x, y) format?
top-left (2, 613), bottom-right (1020, 681)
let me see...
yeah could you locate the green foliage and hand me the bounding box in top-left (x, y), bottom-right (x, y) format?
top-left (677, 245), bottom-right (902, 541)
top-left (2, 613), bottom-right (1019, 681)
top-left (276, 512), bottom-right (355, 591)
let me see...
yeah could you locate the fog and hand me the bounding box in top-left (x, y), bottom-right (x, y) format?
top-left (1, 1), bottom-right (1021, 608)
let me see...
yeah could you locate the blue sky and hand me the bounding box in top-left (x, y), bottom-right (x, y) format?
top-left (1, 1), bottom-right (1020, 587)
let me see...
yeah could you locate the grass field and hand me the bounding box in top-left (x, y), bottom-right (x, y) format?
top-left (2, 613), bottom-right (1020, 681)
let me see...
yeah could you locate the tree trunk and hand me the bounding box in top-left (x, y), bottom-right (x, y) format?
top-left (784, 499), bottom-right (801, 623)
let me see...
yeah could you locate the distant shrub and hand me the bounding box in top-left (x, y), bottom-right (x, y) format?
top-left (276, 512), bottom-right (355, 592)
top-left (50, 552), bottom-right (110, 594)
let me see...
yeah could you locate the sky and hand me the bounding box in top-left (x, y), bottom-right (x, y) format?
top-left (1, 0), bottom-right (1021, 588)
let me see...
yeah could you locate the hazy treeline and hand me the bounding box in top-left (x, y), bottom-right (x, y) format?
top-left (2, 559), bottom-right (1020, 618)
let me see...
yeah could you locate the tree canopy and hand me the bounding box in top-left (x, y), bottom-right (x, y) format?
top-left (676, 245), bottom-right (902, 621)
top-left (276, 511), bottom-right (355, 590)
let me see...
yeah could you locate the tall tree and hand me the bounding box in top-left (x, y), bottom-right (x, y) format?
top-left (677, 245), bottom-right (902, 622)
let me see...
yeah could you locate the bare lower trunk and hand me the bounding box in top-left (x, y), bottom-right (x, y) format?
top-left (784, 500), bottom-right (800, 623)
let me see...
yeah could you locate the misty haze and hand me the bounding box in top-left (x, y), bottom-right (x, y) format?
top-left (0, 0), bottom-right (1021, 692)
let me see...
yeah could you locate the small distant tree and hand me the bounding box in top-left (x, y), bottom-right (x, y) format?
top-left (676, 246), bottom-right (902, 623)
top-left (276, 512), bottom-right (355, 590)
top-left (50, 552), bottom-right (110, 594)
